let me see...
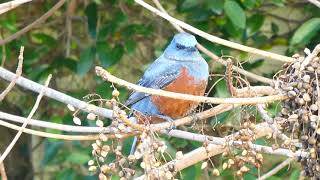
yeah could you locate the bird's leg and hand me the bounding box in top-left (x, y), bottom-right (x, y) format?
top-left (191, 113), bottom-right (200, 126)
top-left (155, 115), bottom-right (176, 130)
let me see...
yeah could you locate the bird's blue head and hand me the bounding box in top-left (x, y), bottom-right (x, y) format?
top-left (164, 32), bottom-right (199, 61)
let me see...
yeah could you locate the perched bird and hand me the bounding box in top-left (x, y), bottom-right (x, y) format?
top-left (125, 32), bottom-right (209, 154)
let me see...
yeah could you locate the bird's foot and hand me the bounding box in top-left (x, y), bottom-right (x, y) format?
top-left (155, 115), bottom-right (176, 131)
top-left (191, 113), bottom-right (200, 126)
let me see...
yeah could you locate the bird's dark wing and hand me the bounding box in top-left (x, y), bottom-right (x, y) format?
top-left (124, 70), bottom-right (180, 107)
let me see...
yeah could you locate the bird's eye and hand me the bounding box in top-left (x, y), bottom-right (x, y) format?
top-left (176, 43), bottom-right (186, 49)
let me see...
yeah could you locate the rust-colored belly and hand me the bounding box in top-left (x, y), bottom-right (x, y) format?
top-left (151, 67), bottom-right (207, 118)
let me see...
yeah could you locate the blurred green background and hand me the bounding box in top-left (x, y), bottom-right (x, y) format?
top-left (0, 0), bottom-right (319, 179)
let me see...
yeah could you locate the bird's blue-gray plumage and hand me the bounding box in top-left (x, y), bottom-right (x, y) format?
top-left (126, 33), bottom-right (209, 155)
top-left (125, 33), bottom-right (209, 118)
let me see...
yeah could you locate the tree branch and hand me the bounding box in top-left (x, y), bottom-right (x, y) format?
top-left (0, 0), bottom-right (66, 45)
top-left (96, 66), bottom-right (287, 105)
top-left (134, 0), bottom-right (294, 63)
top-left (0, 0), bottom-right (32, 15)
top-left (136, 123), bottom-right (305, 179)
top-left (0, 74), bottom-right (51, 163)
top-left (0, 46), bottom-right (24, 101)
top-left (152, 0), bottom-right (273, 85)
top-left (258, 158), bottom-right (293, 180)
top-left (0, 119), bottom-right (134, 140)
top-left (0, 67), bottom-right (113, 119)
top-left (307, 0), bottom-right (320, 8)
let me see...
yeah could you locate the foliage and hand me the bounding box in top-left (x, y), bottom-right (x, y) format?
top-left (0, 0), bottom-right (319, 179)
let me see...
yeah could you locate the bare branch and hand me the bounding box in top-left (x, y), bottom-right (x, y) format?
top-left (135, 0), bottom-right (294, 63)
top-left (307, 0), bottom-right (320, 8)
top-left (0, 111), bottom-right (107, 133)
top-left (136, 123), bottom-right (306, 179)
top-left (96, 66), bottom-right (287, 105)
top-left (0, 67), bottom-right (113, 118)
top-left (0, 119), bottom-right (134, 140)
top-left (152, 0), bottom-right (273, 85)
top-left (0, 46), bottom-right (24, 101)
top-left (165, 129), bottom-right (306, 158)
top-left (0, 156), bottom-right (7, 180)
top-left (0, 0), bottom-right (32, 14)
top-left (0, 0), bottom-right (66, 45)
top-left (257, 104), bottom-right (290, 141)
top-left (258, 158), bottom-right (293, 180)
top-left (0, 74), bottom-right (52, 163)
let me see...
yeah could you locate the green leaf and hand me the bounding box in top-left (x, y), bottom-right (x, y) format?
top-left (290, 18), bottom-right (320, 46)
top-left (242, 59), bottom-right (264, 70)
top-left (32, 33), bottom-right (57, 47)
top-left (181, 0), bottom-right (198, 11)
top-left (77, 47), bottom-right (96, 75)
top-left (66, 152), bottom-right (91, 165)
top-left (290, 169), bottom-right (300, 180)
top-left (207, 0), bottom-right (224, 15)
top-left (42, 140), bottom-right (64, 165)
top-left (97, 43), bottom-right (112, 68)
top-left (125, 39), bottom-right (136, 54)
top-left (247, 14), bottom-right (264, 35)
top-left (85, 3), bottom-right (98, 38)
top-left (97, 43), bottom-right (124, 68)
top-left (242, 0), bottom-right (256, 9)
top-left (224, 19), bottom-right (243, 39)
top-left (56, 168), bottom-right (76, 180)
top-left (224, 1), bottom-right (246, 29)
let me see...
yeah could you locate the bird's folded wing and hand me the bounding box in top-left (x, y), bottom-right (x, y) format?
top-left (124, 68), bottom-right (180, 107)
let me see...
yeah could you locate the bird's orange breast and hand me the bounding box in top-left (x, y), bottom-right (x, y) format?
top-left (151, 67), bottom-right (207, 118)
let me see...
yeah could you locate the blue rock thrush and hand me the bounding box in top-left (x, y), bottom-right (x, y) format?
top-left (125, 32), bottom-right (209, 154)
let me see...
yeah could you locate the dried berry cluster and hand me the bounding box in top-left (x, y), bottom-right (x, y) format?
top-left (222, 120), bottom-right (263, 177)
top-left (134, 131), bottom-right (176, 179)
top-left (276, 53), bottom-right (320, 178)
top-left (88, 134), bottom-right (137, 180)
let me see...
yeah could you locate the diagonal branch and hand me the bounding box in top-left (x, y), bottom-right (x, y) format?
top-left (307, 0), bottom-right (320, 8)
top-left (96, 66), bottom-right (287, 105)
top-left (165, 129), bottom-right (305, 158)
top-left (0, 0), bottom-right (32, 15)
top-left (136, 123), bottom-right (305, 179)
top-left (0, 119), bottom-right (134, 140)
top-left (0, 0), bottom-right (66, 45)
top-left (135, 0), bottom-right (294, 63)
top-left (0, 46), bottom-right (24, 101)
top-left (152, 0), bottom-right (273, 85)
top-left (0, 74), bottom-right (51, 163)
top-left (0, 67), bottom-right (113, 118)
top-left (258, 158), bottom-right (293, 180)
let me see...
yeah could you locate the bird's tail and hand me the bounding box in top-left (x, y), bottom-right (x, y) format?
top-left (128, 114), bottom-right (139, 155)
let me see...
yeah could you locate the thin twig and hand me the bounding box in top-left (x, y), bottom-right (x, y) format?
top-left (0, 111), bottom-right (108, 133)
top-left (135, 0), bottom-right (294, 63)
top-left (0, 67), bottom-right (113, 118)
top-left (96, 66), bottom-right (287, 105)
top-left (0, 0), bottom-right (32, 14)
top-left (258, 158), bottom-right (293, 180)
top-left (135, 123), bottom-right (285, 180)
top-left (257, 104), bottom-right (290, 141)
top-left (152, 0), bottom-right (273, 85)
top-left (0, 119), bottom-right (134, 140)
top-left (0, 74), bottom-right (52, 163)
top-left (0, 0), bottom-right (66, 45)
top-left (307, 0), bottom-right (320, 8)
top-left (0, 156), bottom-right (7, 180)
top-left (0, 46), bottom-right (24, 101)
top-left (165, 129), bottom-right (306, 158)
